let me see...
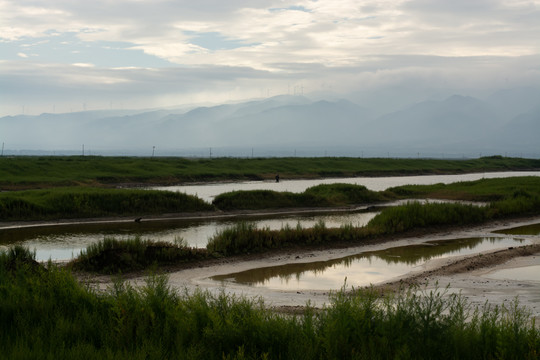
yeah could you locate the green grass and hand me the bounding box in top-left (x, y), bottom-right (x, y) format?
top-left (71, 236), bottom-right (209, 273)
top-left (1, 247), bottom-right (538, 359)
top-left (388, 176), bottom-right (540, 201)
top-left (1, 155), bottom-right (539, 189)
top-left (0, 187), bottom-right (214, 220)
top-left (212, 183), bottom-right (388, 210)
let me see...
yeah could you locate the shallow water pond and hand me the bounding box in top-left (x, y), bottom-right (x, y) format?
top-left (211, 237), bottom-right (529, 291)
top-left (0, 210), bottom-right (378, 261)
top-left (494, 223), bottom-right (540, 236)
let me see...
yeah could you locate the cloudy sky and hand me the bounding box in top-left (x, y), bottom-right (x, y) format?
top-left (1, 0), bottom-right (539, 116)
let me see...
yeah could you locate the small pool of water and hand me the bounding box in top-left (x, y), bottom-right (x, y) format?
top-left (211, 237), bottom-right (529, 291)
top-left (494, 223), bottom-right (540, 236)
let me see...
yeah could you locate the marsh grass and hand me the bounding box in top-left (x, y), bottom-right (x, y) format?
top-left (71, 236), bottom-right (209, 273)
top-left (366, 201), bottom-right (488, 234)
top-left (1, 247), bottom-right (538, 359)
top-left (0, 187), bottom-right (214, 220)
top-left (213, 183), bottom-right (388, 210)
top-left (2, 155), bottom-right (539, 189)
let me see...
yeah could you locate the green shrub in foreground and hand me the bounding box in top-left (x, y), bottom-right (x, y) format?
top-left (1, 249), bottom-right (539, 359)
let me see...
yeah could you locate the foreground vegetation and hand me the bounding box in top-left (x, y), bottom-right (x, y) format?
top-left (2, 247), bottom-right (538, 359)
top-left (1, 155), bottom-right (539, 189)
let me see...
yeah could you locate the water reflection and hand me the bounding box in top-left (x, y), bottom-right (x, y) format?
top-left (494, 223), bottom-right (540, 236)
top-left (0, 210), bottom-right (378, 261)
top-left (211, 237), bottom-right (528, 290)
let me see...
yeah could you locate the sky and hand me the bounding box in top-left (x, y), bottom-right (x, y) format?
top-left (1, 0), bottom-right (540, 116)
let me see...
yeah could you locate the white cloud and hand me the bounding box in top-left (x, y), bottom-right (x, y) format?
top-left (0, 0), bottom-right (539, 115)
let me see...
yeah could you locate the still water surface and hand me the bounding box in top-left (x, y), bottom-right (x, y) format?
top-left (212, 237), bottom-right (529, 290)
top-left (494, 223), bottom-right (540, 236)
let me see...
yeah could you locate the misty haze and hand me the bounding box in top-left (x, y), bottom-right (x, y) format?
top-left (2, 86), bottom-right (539, 157)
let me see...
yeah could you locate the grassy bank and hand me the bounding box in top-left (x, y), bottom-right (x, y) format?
top-left (389, 175), bottom-right (540, 201)
top-left (1, 155), bottom-right (539, 189)
top-left (213, 183), bottom-right (388, 210)
top-left (0, 187), bottom-right (214, 221)
top-left (1, 247), bottom-right (538, 359)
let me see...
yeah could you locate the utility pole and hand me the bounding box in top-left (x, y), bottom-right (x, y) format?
top-left (1, 142), bottom-right (4, 156)
top-left (209, 147), bottom-right (212, 158)
top-left (82, 144), bottom-right (85, 156)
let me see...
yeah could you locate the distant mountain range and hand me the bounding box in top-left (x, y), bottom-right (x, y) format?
top-left (1, 87), bottom-right (539, 157)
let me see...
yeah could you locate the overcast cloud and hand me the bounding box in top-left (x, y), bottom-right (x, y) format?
top-left (1, 0), bottom-right (539, 116)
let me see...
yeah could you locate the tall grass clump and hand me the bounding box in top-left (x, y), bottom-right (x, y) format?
top-left (206, 221), bottom-right (375, 256)
top-left (206, 222), bottom-right (274, 255)
top-left (71, 236), bottom-right (208, 273)
top-left (304, 183), bottom-right (387, 204)
top-left (212, 184), bottom-right (387, 211)
top-left (0, 187), bottom-right (214, 221)
top-left (317, 284), bottom-right (540, 359)
top-left (367, 201), bottom-right (488, 234)
top-left (212, 190), bottom-right (304, 210)
top-left (489, 193), bottom-right (540, 219)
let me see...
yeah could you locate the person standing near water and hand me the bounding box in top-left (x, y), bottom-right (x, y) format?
top-left (275, 174), bottom-right (280, 183)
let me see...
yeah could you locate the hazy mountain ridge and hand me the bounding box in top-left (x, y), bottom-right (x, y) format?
top-left (0, 88), bottom-right (538, 157)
